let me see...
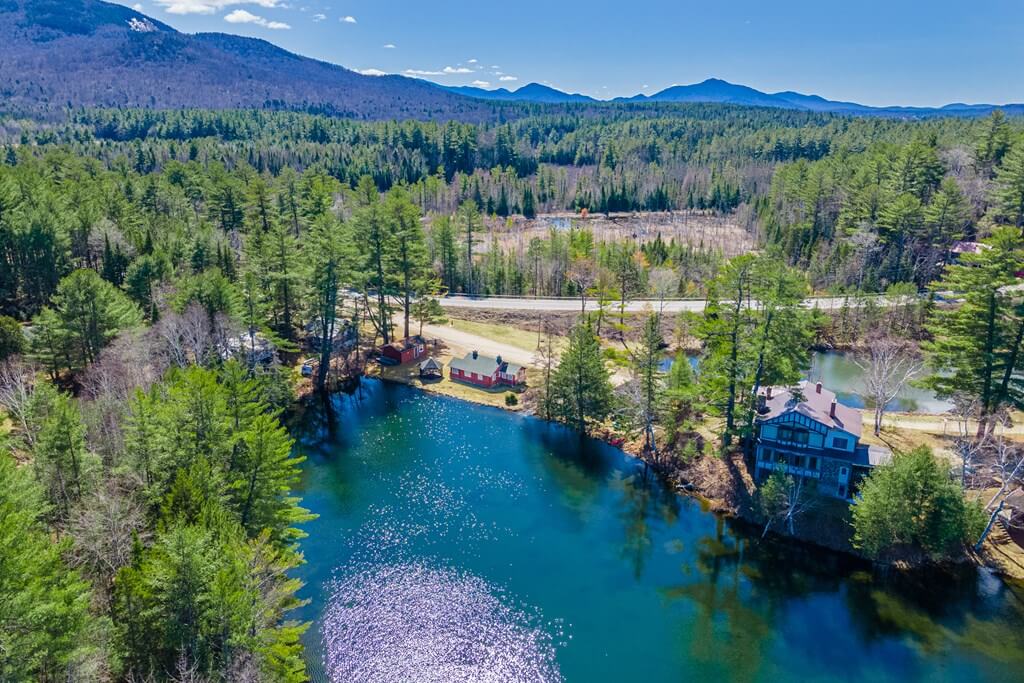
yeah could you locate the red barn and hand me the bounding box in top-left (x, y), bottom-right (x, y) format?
top-left (380, 336), bottom-right (427, 365)
top-left (449, 351), bottom-right (526, 389)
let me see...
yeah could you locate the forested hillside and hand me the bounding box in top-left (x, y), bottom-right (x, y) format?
top-left (0, 0), bottom-right (498, 120)
top-left (3, 105), bottom-right (1022, 307)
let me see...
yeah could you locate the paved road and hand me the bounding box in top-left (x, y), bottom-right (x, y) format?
top-left (439, 295), bottom-right (887, 313)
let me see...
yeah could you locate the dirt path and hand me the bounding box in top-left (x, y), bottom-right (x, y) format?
top-left (878, 413), bottom-right (1024, 436)
top-left (401, 317), bottom-right (535, 367)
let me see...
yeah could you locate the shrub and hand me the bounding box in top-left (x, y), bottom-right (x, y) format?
top-left (504, 392), bottom-right (519, 407)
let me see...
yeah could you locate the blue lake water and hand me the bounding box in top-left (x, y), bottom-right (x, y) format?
top-left (665, 351), bottom-right (953, 414)
top-left (292, 381), bottom-right (1022, 682)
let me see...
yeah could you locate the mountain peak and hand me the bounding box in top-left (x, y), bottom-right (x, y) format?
top-left (0, 0), bottom-right (496, 119)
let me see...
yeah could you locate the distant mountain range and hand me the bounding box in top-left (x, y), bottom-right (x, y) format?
top-left (448, 78), bottom-right (1024, 117)
top-left (0, 1), bottom-right (1020, 120)
top-left (444, 83), bottom-right (596, 104)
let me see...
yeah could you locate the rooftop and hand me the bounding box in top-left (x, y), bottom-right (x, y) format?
top-left (450, 351), bottom-right (524, 377)
top-left (756, 380), bottom-right (863, 438)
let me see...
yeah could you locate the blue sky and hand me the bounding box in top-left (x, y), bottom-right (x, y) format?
top-left (117, 1), bottom-right (1024, 106)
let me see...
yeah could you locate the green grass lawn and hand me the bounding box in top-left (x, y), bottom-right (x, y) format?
top-left (447, 318), bottom-right (555, 352)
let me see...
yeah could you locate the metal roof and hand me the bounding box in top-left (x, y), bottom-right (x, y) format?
top-left (449, 351), bottom-right (523, 377)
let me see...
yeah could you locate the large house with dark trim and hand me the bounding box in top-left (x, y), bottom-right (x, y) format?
top-left (753, 381), bottom-right (891, 500)
top-left (449, 350), bottom-right (526, 389)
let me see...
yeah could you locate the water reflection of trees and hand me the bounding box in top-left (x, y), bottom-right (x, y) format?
top-left (842, 568), bottom-right (1024, 666)
top-left (658, 517), bottom-right (777, 683)
top-left (526, 422), bottom-right (617, 521)
top-left (661, 518), bottom-right (1024, 680)
top-left (611, 469), bottom-right (681, 579)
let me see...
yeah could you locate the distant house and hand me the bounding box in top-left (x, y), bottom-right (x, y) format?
top-left (380, 336), bottom-right (427, 365)
top-left (449, 350), bottom-right (526, 389)
top-left (753, 381), bottom-right (891, 500)
top-left (949, 241), bottom-right (991, 265)
top-left (224, 331), bottom-right (276, 366)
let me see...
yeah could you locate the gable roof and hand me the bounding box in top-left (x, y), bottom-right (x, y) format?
top-left (450, 352), bottom-right (502, 376)
top-left (419, 357), bottom-right (443, 372)
top-left (757, 380), bottom-right (863, 438)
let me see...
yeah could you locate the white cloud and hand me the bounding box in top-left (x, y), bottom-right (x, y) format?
top-left (132, 3), bottom-right (144, 10)
top-left (154, 1), bottom-right (282, 15)
top-left (382, 43), bottom-right (396, 49)
top-left (358, 68), bottom-right (388, 76)
top-left (471, 80), bottom-right (490, 87)
top-left (499, 75), bottom-right (518, 82)
top-left (467, 59), bottom-right (478, 64)
top-left (405, 66), bottom-right (475, 77)
top-left (312, 13), bottom-right (326, 22)
top-left (341, 15), bottom-right (357, 23)
top-left (224, 9), bottom-right (290, 29)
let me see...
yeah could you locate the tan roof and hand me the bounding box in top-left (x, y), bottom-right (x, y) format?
top-left (756, 380), bottom-right (863, 438)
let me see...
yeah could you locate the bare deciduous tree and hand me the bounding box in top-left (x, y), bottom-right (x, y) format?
top-left (152, 303), bottom-right (238, 369)
top-left (566, 258), bottom-right (598, 313)
top-left (759, 472), bottom-right (814, 538)
top-left (854, 337), bottom-right (923, 436)
top-left (975, 438), bottom-right (1024, 549)
top-left (69, 477), bottom-right (150, 603)
top-left (0, 359), bottom-right (40, 446)
top-left (532, 322), bottom-right (560, 421)
top-left (647, 267), bottom-right (679, 315)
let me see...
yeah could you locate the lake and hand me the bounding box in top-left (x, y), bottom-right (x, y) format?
top-left (292, 381), bottom-right (1022, 683)
top-left (664, 351), bottom-right (953, 415)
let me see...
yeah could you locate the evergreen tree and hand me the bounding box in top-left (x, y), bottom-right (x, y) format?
top-left (630, 311), bottom-right (665, 455)
top-left (458, 200), bottom-right (481, 295)
top-left (0, 454), bottom-right (92, 680)
top-left (385, 187), bottom-right (430, 340)
top-left (923, 228), bottom-right (1024, 434)
top-left (31, 391), bottom-right (97, 522)
top-left (991, 141), bottom-right (1024, 232)
top-left (32, 269), bottom-right (143, 371)
top-left (550, 319), bottom-right (613, 432)
top-left (230, 413), bottom-right (312, 547)
top-left (852, 447), bottom-right (985, 559)
top-left (305, 215), bottom-right (356, 392)
top-left (0, 314), bottom-right (24, 360)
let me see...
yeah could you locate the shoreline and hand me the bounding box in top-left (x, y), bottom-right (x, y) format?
top-left (332, 370), bottom-right (1024, 581)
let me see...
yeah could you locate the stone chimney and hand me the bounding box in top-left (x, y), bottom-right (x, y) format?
top-left (816, 381), bottom-right (823, 394)
top-left (472, 350), bottom-right (478, 359)
top-left (830, 399), bottom-right (837, 419)
top-left (496, 355), bottom-right (503, 365)
top-left (766, 386), bottom-right (773, 400)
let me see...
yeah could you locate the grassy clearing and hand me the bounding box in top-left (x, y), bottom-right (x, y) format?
top-left (446, 318), bottom-right (554, 353)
